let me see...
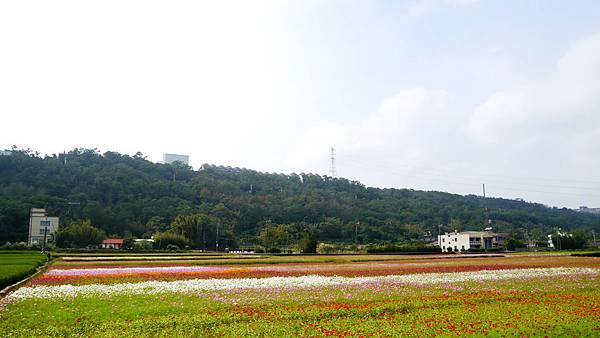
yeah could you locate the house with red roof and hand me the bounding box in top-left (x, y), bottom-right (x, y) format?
top-left (100, 238), bottom-right (124, 249)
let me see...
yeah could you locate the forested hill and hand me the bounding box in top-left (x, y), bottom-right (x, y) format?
top-left (1, 149), bottom-right (599, 245)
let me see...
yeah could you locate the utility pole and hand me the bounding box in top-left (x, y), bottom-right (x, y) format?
top-left (329, 147), bottom-right (336, 178)
top-left (202, 224), bottom-right (206, 252)
top-left (265, 221), bottom-right (270, 252)
top-left (41, 217), bottom-right (48, 253)
top-left (482, 183), bottom-right (491, 226)
top-left (216, 222), bottom-right (220, 252)
top-left (355, 220), bottom-right (359, 246)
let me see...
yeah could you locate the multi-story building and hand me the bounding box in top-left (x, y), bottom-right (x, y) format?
top-left (439, 232), bottom-right (470, 252)
top-left (163, 153), bottom-right (189, 165)
top-left (438, 230), bottom-right (507, 252)
top-left (28, 208), bottom-right (59, 247)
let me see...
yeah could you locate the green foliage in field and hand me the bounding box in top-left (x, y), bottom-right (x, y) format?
top-left (0, 252), bottom-right (47, 289)
top-left (366, 243), bottom-right (442, 253)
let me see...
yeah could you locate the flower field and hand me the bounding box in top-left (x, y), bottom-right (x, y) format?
top-left (1, 254), bottom-right (599, 337)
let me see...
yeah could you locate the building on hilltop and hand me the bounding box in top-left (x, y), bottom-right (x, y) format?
top-left (162, 153), bottom-right (189, 165)
top-left (438, 230), bottom-right (507, 252)
top-left (28, 208), bottom-right (59, 247)
top-left (577, 206), bottom-right (600, 214)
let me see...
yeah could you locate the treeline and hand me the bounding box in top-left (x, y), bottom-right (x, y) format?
top-left (1, 148), bottom-right (599, 248)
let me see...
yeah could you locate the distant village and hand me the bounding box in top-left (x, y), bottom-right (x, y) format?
top-left (25, 206), bottom-right (593, 252)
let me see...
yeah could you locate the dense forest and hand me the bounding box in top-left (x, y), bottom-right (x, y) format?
top-left (1, 148), bottom-right (599, 249)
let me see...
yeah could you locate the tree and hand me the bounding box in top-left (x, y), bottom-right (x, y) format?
top-left (505, 236), bottom-right (526, 251)
top-left (55, 220), bottom-right (105, 248)
top-left (153, 231), bottom-right (188, 250)
top-left (259, 222), bottom-right (292, 252)
top-left (170, 214), bottom-right (217, 250)
top-left (300, 229), bottom-right (317, 253)
top-left (552, 230), bottom-right (587, 250)
top-left (144, 216), bottom-right (167, 238)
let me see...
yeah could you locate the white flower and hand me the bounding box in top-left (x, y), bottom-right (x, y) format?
top-left (7, 267), bottom-right (597, 301)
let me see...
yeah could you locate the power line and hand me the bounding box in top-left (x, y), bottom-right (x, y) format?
top-left (337, 154), bottom-right (600, 187)
top-left (337, 159), bottom-right (600, 200)
top-left (337, 157), bottom-right (600, 193)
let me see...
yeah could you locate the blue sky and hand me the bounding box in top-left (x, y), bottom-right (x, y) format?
top-left (2, 0), bottom-right (600, 208)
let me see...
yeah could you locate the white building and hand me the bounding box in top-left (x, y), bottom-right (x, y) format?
top-left (547, 234), bottom-right (555, 248)
top-left (577, 206), bottom-right (600, 214)
top-left (438, 230), bottom-right (507, 252)
top-left (0, 150), bottom-right (12, 156)
top-left (28, 208), bottom-right (59, 246)
top-left (439, 232), bottom-right (470, 252)
top-left (163, 153), bottom-right (189, 165)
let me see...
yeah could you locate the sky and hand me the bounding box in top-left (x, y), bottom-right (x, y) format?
top-left (2, 0), bottom-right (600, 208)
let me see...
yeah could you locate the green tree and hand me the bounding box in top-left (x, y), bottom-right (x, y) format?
top-left (505, 236), bottom-right (526, 251)
top-left (300, 229), bottom-right (317, 253)
top-left (171, 214), bottom-right (217, 250)
top-left (153, 231), bottom-right (188, 250)
top-left (259, 222), bottom-right (292, 252)
top-left (552, 230), bottom-right (587, 250)
top-left (55, 219), bottom-right (105, 248)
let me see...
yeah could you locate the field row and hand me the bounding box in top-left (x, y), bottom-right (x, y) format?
top-left (30, 254), bottom-right (597, 285)
top-left (1, 253), bottom-right (599, 337)
top-left (2, 269), bottom-right (598, 337)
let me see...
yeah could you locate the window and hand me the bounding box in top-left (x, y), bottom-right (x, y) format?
top-left (454, 238), bottom-right (457, 242)
top-left (462, 245), bottom-right (465, 250)
top-left (39, 228), bottom-right (47, 235)
top-left (442, 238), bottom-right (445, 242)
top-left (40, 220), bottom-right (51, 226)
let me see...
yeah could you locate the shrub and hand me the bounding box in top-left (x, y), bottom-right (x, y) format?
top-left (165, 244), bottom-right (180, 251)
top-left (366, 243), bottom-right (442, 253)
top-left (153, 232), bottom-right (188, 250)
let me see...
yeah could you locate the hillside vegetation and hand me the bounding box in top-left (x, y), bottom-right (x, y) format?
top-left (1, 149), bottom-right (599, 248)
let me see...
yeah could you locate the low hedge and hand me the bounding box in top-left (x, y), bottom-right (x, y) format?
top-left (366, 244), bottom-right (441, 253)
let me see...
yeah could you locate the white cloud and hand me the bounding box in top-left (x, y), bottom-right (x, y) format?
top-left (469, 32), bottom-right (600, 144)
top-left (288, 88), bottom-right (452, 178)
top-left (465, 32), bottom-right (600, 206)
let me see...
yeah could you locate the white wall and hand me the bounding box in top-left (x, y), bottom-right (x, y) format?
top-left (438, 233), bottom-right (470, 252)
top-left (28, 216), bottom-right (59, 246)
